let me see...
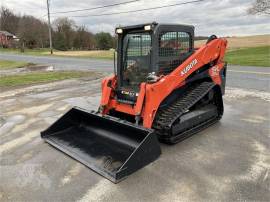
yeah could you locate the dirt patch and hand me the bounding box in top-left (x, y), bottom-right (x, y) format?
top-left (26, 65), bottom-right (54, 71)
top-left (0, 64), bottom-right (54, 76)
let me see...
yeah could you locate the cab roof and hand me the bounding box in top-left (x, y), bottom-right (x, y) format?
top-left (116, 22), bottom-right (194, 32)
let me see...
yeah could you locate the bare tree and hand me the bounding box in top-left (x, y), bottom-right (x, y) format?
top-left (0, 6), bottom-right (20, 34)
top-left (0, 6), bottom-right (108, 50)
top-left (73, 26), bottom-right (95, 50)
top-left (18, 15), bottom-right (48, 48)
top-left (53, 17), bottom-right (76, 50)
top-left (248, 0), bottom-right (270, 15)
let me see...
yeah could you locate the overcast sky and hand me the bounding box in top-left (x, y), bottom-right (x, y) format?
top-left (1, 0), bottom-right (270, 36)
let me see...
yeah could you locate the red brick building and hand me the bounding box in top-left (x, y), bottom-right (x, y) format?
top-left (0, 31), bottom-right (18, 48)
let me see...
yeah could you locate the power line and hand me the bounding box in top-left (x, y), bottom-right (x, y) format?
top-left (50, 0), bottom-right (140, 15)
top-left (69, 0), bottom-right (207, 17)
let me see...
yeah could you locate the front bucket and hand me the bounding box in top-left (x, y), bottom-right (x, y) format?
top-left (41, 107), bottom-right (161, 183)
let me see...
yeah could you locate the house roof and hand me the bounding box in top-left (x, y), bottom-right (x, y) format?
top-left (0, 31), bottom-right (16, 37)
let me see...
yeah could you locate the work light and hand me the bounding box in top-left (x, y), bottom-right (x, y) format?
top-left (116, 28), bottom-right (123, 34)
top-left (144, 25), bottom-right (151, 30)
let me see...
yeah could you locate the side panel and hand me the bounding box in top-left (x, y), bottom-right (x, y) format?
top-left (142, 38), bottom-right (227, 128)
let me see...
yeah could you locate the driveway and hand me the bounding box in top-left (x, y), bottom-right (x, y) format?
top-left (0, 53), bottom-right (269, 201)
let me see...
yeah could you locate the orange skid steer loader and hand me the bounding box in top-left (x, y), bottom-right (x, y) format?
top-left (41, 22), bottom-right (227, 183)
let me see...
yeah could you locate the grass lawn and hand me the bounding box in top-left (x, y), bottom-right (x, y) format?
top-left (0, 60), bottom-right (32, 70)
top-left (0, 71), bottom-right (98, 88)
top-left (225, 46), bottom-right (270, 67)
top-left (0, 48), bottom-right (50, 56)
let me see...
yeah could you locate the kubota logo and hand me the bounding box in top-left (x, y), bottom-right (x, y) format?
top-left (181, 59), bottom-right (198, 76)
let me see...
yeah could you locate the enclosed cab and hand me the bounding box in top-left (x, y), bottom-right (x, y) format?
top-left (115, 22), bottom-right (195, 103)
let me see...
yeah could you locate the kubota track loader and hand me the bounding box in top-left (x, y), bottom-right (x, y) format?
top-left (41, 22), bottom-right (227, 183)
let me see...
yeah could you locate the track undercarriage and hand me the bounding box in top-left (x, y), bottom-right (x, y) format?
top-left (153, 82), bottom-right (223, 144)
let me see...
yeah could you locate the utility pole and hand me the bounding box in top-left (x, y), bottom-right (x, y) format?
top-left (47, 0), bottom-right (53, 54)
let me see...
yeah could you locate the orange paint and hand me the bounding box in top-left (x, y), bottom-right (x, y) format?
top-left (100, 38), bottom-right (227, 128)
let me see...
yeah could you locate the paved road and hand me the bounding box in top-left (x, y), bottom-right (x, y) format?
top-left (0, 52), bottom-right (269, 91)
top-left (0, 52), bottom-right (112, 71)
top-left (227, 66), bottom-right (270, 92)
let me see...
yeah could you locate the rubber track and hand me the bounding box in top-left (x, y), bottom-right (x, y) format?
top-left (153, 82), bottom-right (215, 130)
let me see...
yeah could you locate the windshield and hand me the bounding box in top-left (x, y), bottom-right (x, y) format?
top-left (121, 33), bottom-right (151, 91)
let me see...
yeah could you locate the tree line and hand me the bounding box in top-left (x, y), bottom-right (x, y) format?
top-left (0, 6), bottom-right (116, 50)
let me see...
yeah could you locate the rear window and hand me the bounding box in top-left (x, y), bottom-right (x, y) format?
top-left (158, 31), bottom-right (191, 75)
top-left (159, 31), bottom-right (190, 56)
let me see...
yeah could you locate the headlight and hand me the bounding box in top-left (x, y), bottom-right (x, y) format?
top-left (116, 28), bottom-right (123, 34)
top-left (144, 25), bottom-right (151, 31)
